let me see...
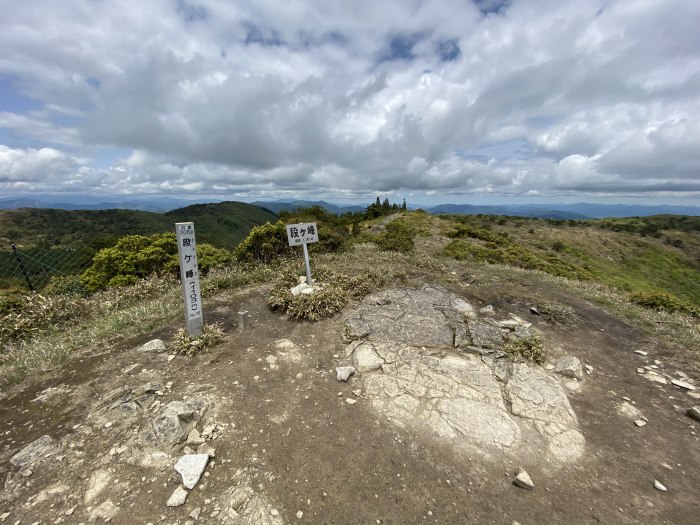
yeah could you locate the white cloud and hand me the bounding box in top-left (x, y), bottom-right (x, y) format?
top-left (0, 0), bottom-right (698, 200)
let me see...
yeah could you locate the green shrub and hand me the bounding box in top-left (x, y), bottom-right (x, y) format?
top-left (373, 221), bottom-right (415, 253)
top-left (234, 221), bottom-right (291, 263)
top-left (44, 275), bottom-right (90, 297)
top-left (629, 291), bottom-right (699, 318)
top-left (82, 233), bottom-right (230, 292)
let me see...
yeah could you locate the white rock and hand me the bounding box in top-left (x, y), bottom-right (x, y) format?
top-left (645, 375), bottom-right (668, 385)
top-left (84, 469), bottom-right (112, 504)
top-left (671, 379), bottom-right (696, 390)
top-left (634, 350), bottom-right (648, 356)
top-left (634, 420), bottom-right (647, 427)
top-left (167, 486), bottom-right (188, 507)
top-left (175, 454), bottom-right (210, 489)
top-left (296, 510), bottom-right (304, 519)
top-left (291, 283), bottom-right (315, 296)
top-left (653, 480), bottom-right (667, 491)
top-left (513, 468), bottom-right (534, 490)
top-left (554, 355), bottom-right (583, 380)
top-left (351, 343), bottom-right (384, 372)
top-left (139, 339), bottom-right (166, 353)
top-left (346, 398), bottom-right (357, 405)
top-left (336, 366), bottom-right (356, 382)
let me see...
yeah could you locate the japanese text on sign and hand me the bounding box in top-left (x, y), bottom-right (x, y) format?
top-left (176, 222), bottom-right (203, 336)
top-left (286, 222), bottom-right (319, 246)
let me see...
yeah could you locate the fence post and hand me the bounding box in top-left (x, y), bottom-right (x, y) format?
top-left (11, 243), bottom-right (34, 292)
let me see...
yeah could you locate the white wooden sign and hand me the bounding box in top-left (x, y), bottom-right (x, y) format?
top-left (175, 222), bottom-right (203, 337)
top-left (285, 222), bottom-right (319, 285)
top-left (286, 222), bottom-right (319, 246)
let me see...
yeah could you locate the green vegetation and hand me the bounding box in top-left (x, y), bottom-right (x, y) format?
top-left (80, 233), bottom-right (230, 292)
top-left (372, 220), bottom-right (416, 253)
top-left (629, 291), bottom-right (699, 318)
top-left (4, 203), bottom-right (699, 388)
top-left (440, 213), bottom-right (700, 308)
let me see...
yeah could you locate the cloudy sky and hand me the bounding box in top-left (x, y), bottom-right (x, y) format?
top-left (1, 0), bottom-right (699, 205)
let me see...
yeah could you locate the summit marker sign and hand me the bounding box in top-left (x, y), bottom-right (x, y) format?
top-left (286, 222), bottom-right (318, 285)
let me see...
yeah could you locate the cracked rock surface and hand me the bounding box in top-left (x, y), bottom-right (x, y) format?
top-left (344, 286), bottom-right (585, 462)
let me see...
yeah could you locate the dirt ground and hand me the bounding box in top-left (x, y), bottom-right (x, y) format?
top-left (1, 274), bottom-right (698, 525)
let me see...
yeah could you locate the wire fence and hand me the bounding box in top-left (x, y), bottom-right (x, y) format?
top-left (1, 223), bottom-right (251, 293)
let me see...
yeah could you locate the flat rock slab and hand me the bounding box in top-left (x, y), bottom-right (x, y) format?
top-left (344, 287), bottom-right (465, 347)
top-left (343, 285), bottom-right (529, 351)
top-left (355, 342), bottom-right (583, 461)
top-left (10, 435), bottom-right (55, 468)
top-left (175, 454), bottom-right (209, 489)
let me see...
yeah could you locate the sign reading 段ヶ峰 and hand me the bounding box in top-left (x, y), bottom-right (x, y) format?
top-left (286, 222), bottom-right (319, 286)
top-left (175, 222), bottom-right (203, 337)
top-left (286, 222), bottom-right (319, 246)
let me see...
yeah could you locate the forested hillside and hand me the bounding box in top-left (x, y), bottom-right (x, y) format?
top-left (0, 202), bottom-right (277, 251)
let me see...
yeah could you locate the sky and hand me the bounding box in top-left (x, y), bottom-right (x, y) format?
top-left (1, 0), bottom-right (699, 206)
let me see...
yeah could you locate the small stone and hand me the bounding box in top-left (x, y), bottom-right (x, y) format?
top-left (513, 468), bottom-right (534, 490)
top-left (168, 355), bottom-right (175, 362)
top-left (196, 443), bottom-right (216, 457)
top-left (271, 509), bottom-right (280, 517)
top-left (296, 510), bottom-right (304, 519)
top-left (671, 379), bottom-right (696, 390)
top-left (0, 512), bottom-right (9, 521)
top-left (653, 480), bottom-right (667, 491)
top-left (336, 366), bottom-right (356, 382)
top-left (634, 350), bottom-right (648, 356)
top-left (346, 398), bottom-right (357, 405)
top-left (637, 368), bottom-right (645, 374)
top-left (686, 406), bottom-right (700, 422)
top-left (584, 364), bottom-right (593, 374)
top-left (634, 420), bottom-right (647, 427)
top-left (480, 305), bottom-right (494, 313)
top-left (352, 389), bottom-right (362, 397)
top-left (189, 507), bottom-right (202, 520)
top-left (174, 454), bottom-right (209, 489)
top-left (530, 307), bottom-right (541, 315)
top-left (554, 355), bottom-right (583, 380)
top-left (65, 508), bottom-right (76, 516)
top-left (167, 486), bottom-right (188, 507)
top-left (187, 428), bottom-right (205, 446)
top-left (139, 339), bottom-right (167, 353)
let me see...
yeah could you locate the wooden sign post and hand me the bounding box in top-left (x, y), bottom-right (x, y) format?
top-left (175, 222), bottom-right (203, 337)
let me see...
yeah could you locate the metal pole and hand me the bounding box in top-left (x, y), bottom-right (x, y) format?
top-left (302, 242), bottom-right (313, 285)
top-left (11, 243), bottom-right (34, 292)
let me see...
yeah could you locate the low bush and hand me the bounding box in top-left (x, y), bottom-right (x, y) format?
top-left (629, 291), bottom-right (699, 318)
top-left (373, 221), bottom-right (416, 253)
top-left (171, 322), bottom-right (225, 356)
top-left (268, 266), bottom-right (381, 321)
top-left (502, 335), bottom-right (546, 365)
top-left (82, 233), bottom-right (230, 292)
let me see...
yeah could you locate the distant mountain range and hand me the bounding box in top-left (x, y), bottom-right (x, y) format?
top-left (426, 203), bottom-right (700, 219)
top-left (1, 196), bottom-right (699, 219)
top-left (251, 200), bottom-right (366, 215)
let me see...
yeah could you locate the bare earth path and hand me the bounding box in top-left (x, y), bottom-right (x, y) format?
top-left (1, 277), bottom-right (698, 524)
